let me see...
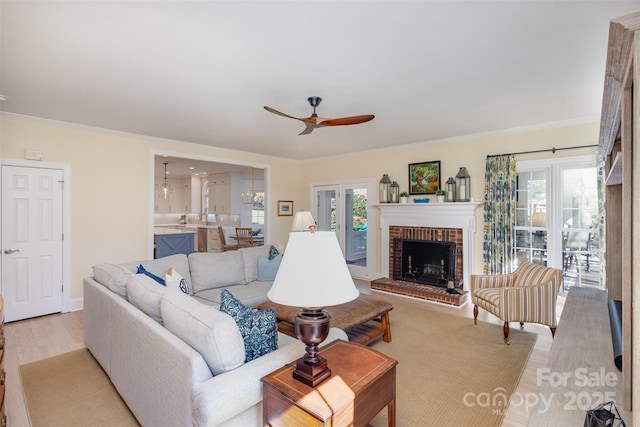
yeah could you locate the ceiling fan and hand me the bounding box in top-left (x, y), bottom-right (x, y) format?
top-left (264, 97), bottom-right (374, 135)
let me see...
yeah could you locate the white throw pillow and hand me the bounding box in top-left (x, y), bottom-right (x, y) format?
top-left (160, 292), bottom-right (245, 375)
top-left (164, 267), bottom-right (190, 294)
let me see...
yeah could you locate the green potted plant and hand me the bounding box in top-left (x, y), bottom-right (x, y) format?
top-left (435, 189), bottom-right (445, 203)
top-left (399, 191), bottom-right (409, 203)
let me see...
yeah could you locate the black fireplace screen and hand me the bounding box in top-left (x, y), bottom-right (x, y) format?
top-left (393, 238), bottom-right (457, 287)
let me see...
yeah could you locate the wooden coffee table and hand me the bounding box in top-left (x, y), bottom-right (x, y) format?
top-left (258, 294), bottom-right (393, 345)
top-left (261, 339), bottom-right (397, 426)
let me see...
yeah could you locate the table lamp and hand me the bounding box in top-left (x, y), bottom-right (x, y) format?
top-left (267, 230), bottom-right (359, 387)
top-left (290, 210), bottom-right (316, 232)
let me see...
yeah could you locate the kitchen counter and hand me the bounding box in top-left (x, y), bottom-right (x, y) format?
top-left (154, 224), bottom-right (223, 231)
top-left (154, 227), bottom-right (197, 236)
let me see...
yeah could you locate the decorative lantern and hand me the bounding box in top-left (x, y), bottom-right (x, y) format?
top-left (445, 177), bottom-right (456, 202)
top-left (379, 174), bottom-right (391, 203)
top-left (455, 167), bottom-right (470, 202)
top-left (390, 181), bottom-right (400, 203)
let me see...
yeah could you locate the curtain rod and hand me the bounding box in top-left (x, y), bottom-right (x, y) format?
top-left (486, 144), bottom-right (598, 159)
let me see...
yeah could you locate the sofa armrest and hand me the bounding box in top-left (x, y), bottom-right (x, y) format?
top-left (500, 280), bottom-right (559, 326)
top-left (191, 328), bottom-right (347, 426)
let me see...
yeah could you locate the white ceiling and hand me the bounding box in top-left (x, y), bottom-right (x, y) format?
top-left (2, 1), bottom-right (638, 160)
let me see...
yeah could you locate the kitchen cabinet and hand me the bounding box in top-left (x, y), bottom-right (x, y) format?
top-left (209, 173), bottom-right (231, 213)
top-left (207, 228), bottom-right (223, 253)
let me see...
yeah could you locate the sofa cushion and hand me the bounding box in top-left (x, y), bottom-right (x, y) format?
top-left (120, 254), bottom-right (192, 293)
top-left (126, 274), bottom-right (173, 323)
top-left (257, 254), bottom-right (282, 282)
top-left (193, 281), bottom-right (273, 308)
top-left (92, 263), bottom-right (132, 297)
top-left (188, 252), bottom-right (246, 293)
top-left (160, 292), bottom-right (245, 375)
top-left (239, 246), bottom-right (270, 283)
top-left (219, 289), bottom-right (278, 362)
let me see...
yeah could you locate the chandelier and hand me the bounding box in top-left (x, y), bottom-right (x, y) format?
top-left (241, 168), bottom-right (255, 204)
top-left (156, 162), bottom-right (175, 200)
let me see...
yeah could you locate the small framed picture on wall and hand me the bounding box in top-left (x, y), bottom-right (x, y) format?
top-left (277, 200), bottom-right (293, 216)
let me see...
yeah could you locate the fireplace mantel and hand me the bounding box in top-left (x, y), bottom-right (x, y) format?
top-left (377, 202), bottom-right (482, 291)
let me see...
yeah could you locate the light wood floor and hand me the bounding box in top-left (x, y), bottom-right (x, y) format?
top-left (4, 310), bottom-right (85, 426)
top-left (3, 293), bottom-right (561, 426)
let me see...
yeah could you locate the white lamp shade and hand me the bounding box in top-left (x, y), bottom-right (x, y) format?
top-left (291, 211), bottom-right (316, 231)
top-left (268, 231), bottom-right (359, 308)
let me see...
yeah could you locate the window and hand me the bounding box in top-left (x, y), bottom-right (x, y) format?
top-left (251, 191), bottom-right (265, 225)
top-left (514, 170), bottom-right (549, 267)
top-left (515, 155), bottom-right (603, 292)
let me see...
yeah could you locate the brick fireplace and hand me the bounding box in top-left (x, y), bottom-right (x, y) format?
top-left (373, 203), bottom-right (481, 306)
top-left (390, 226), bottom-right (463, 288)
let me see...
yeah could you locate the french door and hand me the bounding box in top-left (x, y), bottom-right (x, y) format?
top-left (311, 180), bottom-right (376, 279)
top-left (514, 155), bottom-right (603, 292)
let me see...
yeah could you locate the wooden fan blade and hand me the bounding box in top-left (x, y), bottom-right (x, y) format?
top-left (319, 114), bottom-right (375, 127)
top-left (264, 106), bottom-right (304, 121)
top-left (299, 124), bottom-right (316, 135)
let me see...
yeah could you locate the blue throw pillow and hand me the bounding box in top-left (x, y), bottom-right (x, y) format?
top-left (137, 264), bottom-right (165, 286)
top-left (258, 254), bottom-right (282, 281)
top-left (219, 289), bottom-right (278, 362)
top-left (268, 245), bottom-right (280, 260)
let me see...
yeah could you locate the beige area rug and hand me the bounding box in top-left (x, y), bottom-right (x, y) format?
top-left (20, 348), bottom-right (139, 427)
top-left (370, 297), bottom-right (537, 427)
top-left (19, 300), bottom-right (535, 427)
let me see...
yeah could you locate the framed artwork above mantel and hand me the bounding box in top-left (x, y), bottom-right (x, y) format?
top-left (409, 161), bottom-right (441, 194)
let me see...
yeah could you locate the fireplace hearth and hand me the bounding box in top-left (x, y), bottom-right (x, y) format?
top-left (394, 238), bottom-right (456, 288)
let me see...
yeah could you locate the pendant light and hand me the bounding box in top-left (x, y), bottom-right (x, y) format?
top-left (157, 162), bottom-right (175, 200)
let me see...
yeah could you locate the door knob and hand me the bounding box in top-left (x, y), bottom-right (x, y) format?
top-left (3, 249), bottom-right (19, 254)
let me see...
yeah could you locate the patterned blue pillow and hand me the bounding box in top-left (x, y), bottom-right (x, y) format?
top-left (268, 245), bottom-right (280, 260)
top-left (219, 289), bottom-right (278, 362)
top-left (258, 254), bottom-right (282, 281)
top-left (137, 264), bottom-right (165, 285)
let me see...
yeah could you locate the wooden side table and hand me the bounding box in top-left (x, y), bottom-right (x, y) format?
top-left (262, 339), bottom-right (397, 427)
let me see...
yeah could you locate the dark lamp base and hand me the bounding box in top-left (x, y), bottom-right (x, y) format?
top-left (293, 308), bottom-right (331, 387)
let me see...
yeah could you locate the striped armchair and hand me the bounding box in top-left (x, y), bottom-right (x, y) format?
top-left (471, 262), bottom-right (563, 344)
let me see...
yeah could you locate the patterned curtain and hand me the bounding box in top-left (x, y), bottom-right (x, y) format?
top-left (482, 155), bottom-right (517, 274)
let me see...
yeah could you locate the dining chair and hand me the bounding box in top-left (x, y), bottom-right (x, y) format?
top-left (235, 227), bottom-right (255, 248)
top-left (218, 226), bottom-right (238, 252)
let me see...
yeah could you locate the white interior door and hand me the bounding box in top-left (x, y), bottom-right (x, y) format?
top-left (1, 165), bottom-right (64, 322)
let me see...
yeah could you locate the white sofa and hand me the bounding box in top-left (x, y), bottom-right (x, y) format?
top-left (83, 246), bottom-right (347, 426)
